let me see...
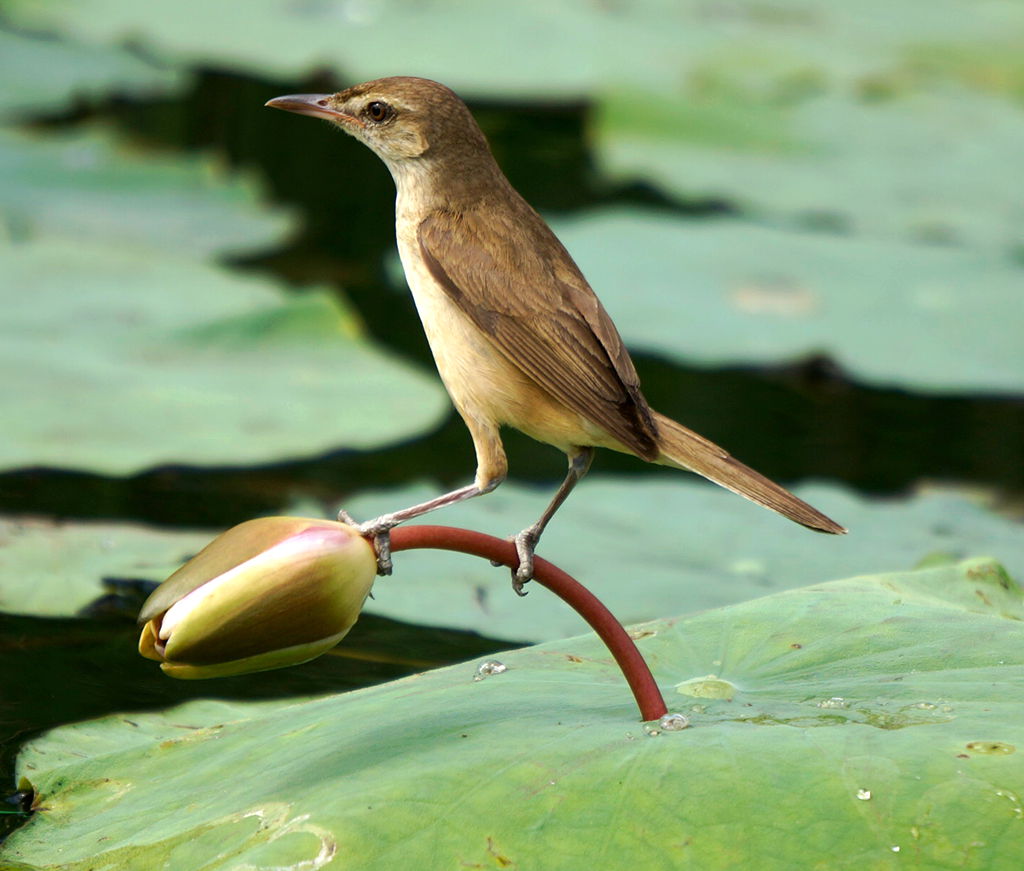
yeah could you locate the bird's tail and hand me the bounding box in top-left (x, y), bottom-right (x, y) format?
top-left (652, 411), bottom-right (846, 535)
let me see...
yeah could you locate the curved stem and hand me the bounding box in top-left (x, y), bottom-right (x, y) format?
top-left (388, 525), bottom-right (668, 722)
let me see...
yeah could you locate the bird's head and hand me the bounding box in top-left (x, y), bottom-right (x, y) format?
top-left (266, 76), bottom-right (491, 176)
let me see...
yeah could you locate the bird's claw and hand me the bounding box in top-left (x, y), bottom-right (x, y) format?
top-left (368, 528), bottom-right (393, 576)
top-left (336, 508), bottom-right (359, 526)
top-left (511, 529), bottom-right (539, 597)
top-left (338, 509), bottom-right (396, 576)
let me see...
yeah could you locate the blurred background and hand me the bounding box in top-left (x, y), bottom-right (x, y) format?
top-left (1, 0), bottom-right (1022, 833)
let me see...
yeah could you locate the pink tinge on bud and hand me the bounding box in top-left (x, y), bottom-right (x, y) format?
top-left (138, 517), bottom-right (376, 679)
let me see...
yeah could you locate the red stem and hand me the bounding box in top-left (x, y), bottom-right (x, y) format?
top-left (388, 525), bottom-right (668, 722)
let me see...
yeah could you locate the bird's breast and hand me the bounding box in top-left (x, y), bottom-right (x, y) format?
top-left (393, 221), bottom-right (616, 453)
top-left (395, 223), bottom-right (517, 410)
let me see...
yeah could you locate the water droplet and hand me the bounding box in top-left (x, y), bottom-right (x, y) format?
top-left (659, 713), bottom-right (690, 732)
top-left (473, 660), bottom-right (507, 681)
top-left (856, 789), bottom-right (871, 801)
top-left (817, 697), bottom-right (850, 709)
top-left (965, 741), bottom-right (1016, 755)
top-left (995, 789), bottom-right (1023, 819)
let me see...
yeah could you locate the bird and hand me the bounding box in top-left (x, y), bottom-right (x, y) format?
top-left (265, 77), bottom-right (845, 593)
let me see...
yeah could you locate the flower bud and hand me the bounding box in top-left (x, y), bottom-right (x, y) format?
top-left (138, 517), bottom-right (376, 679)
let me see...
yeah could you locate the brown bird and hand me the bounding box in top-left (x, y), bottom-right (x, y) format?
top-left (266, 77), bottom-right (845, 592)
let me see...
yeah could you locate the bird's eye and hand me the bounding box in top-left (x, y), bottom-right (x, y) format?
top-left (365, 101), bottom-right (391, 122)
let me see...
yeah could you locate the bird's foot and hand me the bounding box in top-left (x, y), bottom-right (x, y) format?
top-left (511, 528), bottom-right (540, 596)
top-left (338, 509), bottom-right (397, 576)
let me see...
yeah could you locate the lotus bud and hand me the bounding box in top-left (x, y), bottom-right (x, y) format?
top-left (138, 517), bottom-right (376, 679)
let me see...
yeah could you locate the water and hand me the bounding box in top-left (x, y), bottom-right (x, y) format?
top-left (473, 660), bottom-right (508, 681)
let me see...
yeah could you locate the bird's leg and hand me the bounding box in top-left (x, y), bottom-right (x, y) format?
top-left (512, 447), bottom-right (594, 595)
top-left (340, 416), bottom-right (509, 576)
top-left (340, 483), bottom-right (494, 575)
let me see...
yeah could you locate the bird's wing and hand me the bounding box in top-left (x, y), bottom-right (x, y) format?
top-left (417, 204), bottom-right (659, 459)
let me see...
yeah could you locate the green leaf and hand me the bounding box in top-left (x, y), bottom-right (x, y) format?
top-left (342, 479), bottom-right (1024, 642)
top-left (0, 126), bottom-right (291, 257)
top-left (595, 87), bottom-right (1024, 250)
top-left (0, 24), bottom-right (184, 119)
top-left (0, 0), bottom-right (709, 94)
top-left (549, 208), bottom-right (1024, 394)
top-left (0, 516), bottom-right (215, 617)
top-left (6, 558), bottom-right (1023, 869)
top-left (5, 481), bottom-right (1022, 640)
top-left (4, 0), bottom-right (1021, 99)
top-left (0, 238), bottom-right (447, 474)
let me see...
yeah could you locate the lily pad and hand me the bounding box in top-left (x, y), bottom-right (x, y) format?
top-left (339, 478), bottom-right (1024, 642)
top-left (549, 208), bottom-right (1024, 394)
top-left (4, 0), bottom-right (1021, 99)
top-left (0, 516), bottom-right (212, 617)
top-left (5, 558), bottom-right (1023, 869)
top-left (595, 87), bottom-right (1024, 251)
top-left (0, 0), bottom-right (727, 95)
top-left (0, 24), bottom-right (183, 120)
top-left (4, 481), bottom-right (1022, 640)
top-left (0, 238), bottom-right (447, 474)
top-left (0, 126), bottom-right (291, 257)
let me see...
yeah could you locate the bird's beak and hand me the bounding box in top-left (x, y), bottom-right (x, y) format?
top-left (264, 94), bottom-right (361, 126)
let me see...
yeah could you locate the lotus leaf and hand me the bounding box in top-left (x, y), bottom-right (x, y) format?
top-left (0, 25), bottom-right (183, 119)
top-left (4, 482), bottom-right (1022, 642)
top-left (4, 558), bottom-right (1022, 870)
top-left (550, 209), bottom-right (1024, 393)
top-left (0, 238), bottom-right (447, 474)
top-left (4, 0), bottom-right (1021, 98)
top-left (0, 126), bottom-right (290, 257)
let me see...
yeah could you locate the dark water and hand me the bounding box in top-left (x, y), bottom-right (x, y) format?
top-left (2, 68), bottom-right (1022, 839)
